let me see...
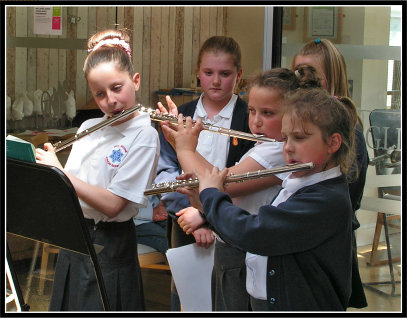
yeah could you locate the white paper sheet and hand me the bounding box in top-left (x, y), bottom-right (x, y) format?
top-left (166, 243), bottom-right (215, 311)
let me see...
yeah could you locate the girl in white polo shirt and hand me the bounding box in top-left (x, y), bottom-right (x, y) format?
top-left (35, 28), bottom-right (159, 311)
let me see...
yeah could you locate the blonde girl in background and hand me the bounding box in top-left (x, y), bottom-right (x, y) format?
top-left (292, 38), bottom-right (368, 308)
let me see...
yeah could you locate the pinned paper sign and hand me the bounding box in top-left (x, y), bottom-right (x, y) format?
top-left (34, 6), bottom-right (62, 36)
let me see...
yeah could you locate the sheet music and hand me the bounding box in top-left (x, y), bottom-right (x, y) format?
top-left (166, 243), bottom-right (215, 311)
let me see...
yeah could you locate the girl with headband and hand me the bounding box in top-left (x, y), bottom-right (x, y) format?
top-left (36, 28), bottom-right (159, 311)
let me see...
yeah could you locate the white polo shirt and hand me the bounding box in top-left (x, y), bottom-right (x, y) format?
top-left (232, 141), bottom-right (286, 215)
top-left (64, 112), bottom-right (160, 223)
top-left (193, 93), bottom-right (237, 169)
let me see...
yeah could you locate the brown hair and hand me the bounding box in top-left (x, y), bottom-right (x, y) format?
top-left (83, 28), bottom-right (134, 79)
top-left (247, 65), bottom-right (321, 97)
top-left (283, 88), bottom-right (357, 175)
top-left (196, 36), bottom-right (242, 74)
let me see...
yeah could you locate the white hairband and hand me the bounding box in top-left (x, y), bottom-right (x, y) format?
top-left (294, 69), bottom-right (300, 78)
top-left (89, 38), bottom-right (132, 58)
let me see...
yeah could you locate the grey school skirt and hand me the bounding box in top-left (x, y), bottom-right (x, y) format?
top-left (49, 218), bottom-right (145, 311)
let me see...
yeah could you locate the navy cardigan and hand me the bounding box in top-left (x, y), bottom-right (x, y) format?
top-left (200, 174), bottom-right (353, 311)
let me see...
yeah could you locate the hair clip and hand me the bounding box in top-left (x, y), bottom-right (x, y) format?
top-left (315, 38), bottom-right (321, 44)
top-left (294, 69), bottom-right (300, 78)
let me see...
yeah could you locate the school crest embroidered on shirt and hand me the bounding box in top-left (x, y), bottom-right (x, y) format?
top-left (106, 145), bottom-right (128, 167)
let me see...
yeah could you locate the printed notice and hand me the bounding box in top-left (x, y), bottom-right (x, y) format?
top-left (310, 7), bottom-right (335, 37)
top-left (34, 7), bottom-right (62, 36)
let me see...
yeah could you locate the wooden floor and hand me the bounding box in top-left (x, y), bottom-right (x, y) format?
top-left (141, 268), bottom-right (171, 311)
top-left (348, 244), bottom-right (401, 312)
top-left (7, 243), bottom-right (401, 312)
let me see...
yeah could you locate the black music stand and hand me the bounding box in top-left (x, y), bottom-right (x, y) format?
top-left (363, 109), bottom-right (401, 297)
top-left (6, 158), bottom-right (110, 310)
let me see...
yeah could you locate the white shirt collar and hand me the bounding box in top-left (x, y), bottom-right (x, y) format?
top-left (102, 111), bottom-right (151, 137)
top-left (282, 165), bottom-right (342, 195)
top-left (195, 93), bottom-right (237, 122)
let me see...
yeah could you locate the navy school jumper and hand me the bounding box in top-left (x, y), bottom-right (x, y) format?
top-left (200, 174), bottom-right (353, 311)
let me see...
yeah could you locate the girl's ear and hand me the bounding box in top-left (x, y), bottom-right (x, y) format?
top-left (132, 73), bottom-right (141, 92)
top-left (234, 68), bottom-right (243, 94)
top-left (327, 132), bottom-right (342, 154)
top-left (236, 68), bottom-right (243, 84)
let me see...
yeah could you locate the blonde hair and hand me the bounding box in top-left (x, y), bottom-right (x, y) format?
top-left (83, 28), bottom-right (134, 79)
top-left (292, 39), bottom-right (349, 97)
top-left (284, 88), bottom-right (356, 175)
top-left (292, 38), bottom-right (364, 128)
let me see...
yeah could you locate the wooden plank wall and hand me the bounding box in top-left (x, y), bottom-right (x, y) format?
top-left (6, 6), bottom-right (226, 110)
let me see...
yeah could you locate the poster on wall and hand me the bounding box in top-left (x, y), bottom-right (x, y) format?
top-left (33, 6), bottom-right (62, 36)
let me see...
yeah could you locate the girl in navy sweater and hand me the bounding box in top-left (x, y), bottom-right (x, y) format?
top-left (178, 88), bottom-right (358, 311)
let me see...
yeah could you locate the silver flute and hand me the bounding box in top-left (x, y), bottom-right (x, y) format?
top-left (53, 103), bottom-right (275, 152)
top-left (53, 104), bottom-right (143, 152)
top-left (144, 162), bottom-right (314, 196)
top-left (139, 106), bottom-right (276, 143)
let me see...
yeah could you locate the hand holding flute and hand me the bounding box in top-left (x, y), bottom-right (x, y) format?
top-left (156, 95), bottom-right (180, 149)
top-left (157, 95), bottom-right (179, 117)
top-left (161, 113), bottom-right (203, 155)
top-left (156, 95), bottom-right (209, 167)
top-left (177, 166), bottom-right (229, 197)
top-left (157, 95), bottom-right (216, 152)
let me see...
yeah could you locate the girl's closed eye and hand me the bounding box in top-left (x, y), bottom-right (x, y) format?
top-left (113, 85), bottom-right (122, 92)
top-left (263, 109), bottom-right (274, 116)
top-left (293, 133), bottom-right (307, 141)
top-left (292, 134), bottom-right (307, 142)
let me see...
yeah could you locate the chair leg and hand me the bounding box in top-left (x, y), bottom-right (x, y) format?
top-left (368, 212), bottom-right (401, 266)
top-left (368, 212), bottom-right (384, 265)
top-left (382, 214), bottom-right (397, 296)
top-left (363, 213), bottom-right (400, 297)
